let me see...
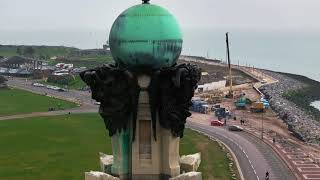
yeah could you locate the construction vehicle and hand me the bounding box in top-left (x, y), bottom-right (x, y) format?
top-left (260, 98), bottom-right (270, 109)
top-left (200, 94), bottom-right (222, 104)
top-left (215, 107), bottom-right (230, 120)
top-left (235, 93), bottom-right (247, 109)
top-left (190, 100), bottom-right (210, 114)
top-left (250, 102), bottom-right (265, 113)
top-left (199, 90), bottom-right (223, 104)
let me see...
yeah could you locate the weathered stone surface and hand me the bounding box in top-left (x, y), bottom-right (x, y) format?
top-left (102, 174), bottom-right (120, 180)
top-left (169, 172), bottom-right (202, 180)
top-left (85, 171), bottom-right (106, 180)
top-left (99, 152), bottom-right (113, 174)
top-left (85, 171), bottom-right (119, 180)
top-left (180, 153), bottom-right (201, 173)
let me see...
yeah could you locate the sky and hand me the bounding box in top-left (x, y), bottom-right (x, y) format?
top-left (1, 0), bottom-right (320, 80)
top-left (1, 0), bottom-right (320, 32)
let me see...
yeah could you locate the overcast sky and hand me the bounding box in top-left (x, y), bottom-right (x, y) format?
top-left (1, 0), bottom-right (320, 31)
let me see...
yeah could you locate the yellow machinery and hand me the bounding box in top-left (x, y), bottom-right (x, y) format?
top-left (250, 102), bottom-right (264, 113)
top-left (199, 90), bottom-right (223, 104)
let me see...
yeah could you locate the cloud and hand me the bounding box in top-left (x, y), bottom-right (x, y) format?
top-left (1, 0), bottom-right (320, 31)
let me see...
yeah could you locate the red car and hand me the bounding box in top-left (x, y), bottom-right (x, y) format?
top-left (210, 120), bottom-right (224, 126)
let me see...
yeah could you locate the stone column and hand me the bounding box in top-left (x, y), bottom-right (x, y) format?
top-left (132, 75), bottom-right (162, 180)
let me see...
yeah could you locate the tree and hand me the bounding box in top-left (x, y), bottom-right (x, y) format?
top-left (23, 47), bottom-right (35, 57)
top-left (0, 75), bottom-right (7, 83)
top-left (16, 46), bottom-right (22, 55)
top-left (39, 54), bottom-right (46, 60)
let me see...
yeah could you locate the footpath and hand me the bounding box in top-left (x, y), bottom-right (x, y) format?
top-left (233, 119), bottom-right (320, 180)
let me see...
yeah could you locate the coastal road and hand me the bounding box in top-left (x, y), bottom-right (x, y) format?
top-left (3, 77), bottom-right (296, 180)
top-left (0, 77), bottom-right (99, 120)
top-left (6, 77), bottom-right (96, 108)
top-left (187, 121), bottom-right (296, 180)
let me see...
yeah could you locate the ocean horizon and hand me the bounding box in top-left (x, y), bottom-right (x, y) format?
top-left (1, 28), bottom-right (319, 82)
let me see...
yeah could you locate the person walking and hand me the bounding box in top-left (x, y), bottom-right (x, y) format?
top-left (265, 171), bottom-right (270, 180)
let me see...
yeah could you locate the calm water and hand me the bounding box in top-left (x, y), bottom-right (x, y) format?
top-left (1, 28), bottom-right (320, 82)
top-left (311, 101), bottom-right (320, 111)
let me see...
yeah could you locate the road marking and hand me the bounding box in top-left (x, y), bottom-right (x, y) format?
top-left (187, 123), bottom-right (260, 180)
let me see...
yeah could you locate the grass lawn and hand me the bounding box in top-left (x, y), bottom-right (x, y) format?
top-left (0, 114), bottom-right (238, 180)
top-left (0, 88), bottom-right (77, 116)
top-left (181, 129), bottom-right (239, 180)
top-left (0, 46), bottom-right (18, 56)
top-left (78, 55), bottom-right (113, 63)
top-left (39, 75), bottom-right (87, 90)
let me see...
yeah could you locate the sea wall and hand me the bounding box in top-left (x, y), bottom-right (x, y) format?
top-left (259, 71), bottom-right (320, 145)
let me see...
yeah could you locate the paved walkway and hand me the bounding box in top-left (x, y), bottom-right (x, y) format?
top-left (246, 127), bottom-right (320, 180)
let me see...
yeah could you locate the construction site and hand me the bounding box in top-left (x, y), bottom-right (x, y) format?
top-left (181, 33), bottom-right (320, 180)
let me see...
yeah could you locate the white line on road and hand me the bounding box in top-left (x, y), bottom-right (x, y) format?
top-left (187, 123), bottom-right (260, 180)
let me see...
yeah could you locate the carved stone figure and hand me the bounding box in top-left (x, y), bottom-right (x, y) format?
top-left (83, 1), bottom-right (202, 179)
top-left (80, 63), bottom-right (201, 139)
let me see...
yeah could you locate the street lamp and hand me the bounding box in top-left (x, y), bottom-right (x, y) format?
top-left (261, 111), bottom-right (264, 140)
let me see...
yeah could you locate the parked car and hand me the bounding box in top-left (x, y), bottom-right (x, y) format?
top-left (228, 125), bottom-right (243, 131)
top-left (58, 88), bottom-right (68, 92)
top-left (32, 83), bottom-right (45, 87)
top-left (46, 85), bottom-right (60, 91)
top-left (210, 120), bottom-right (224, 126)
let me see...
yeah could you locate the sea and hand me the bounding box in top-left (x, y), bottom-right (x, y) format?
top-left (311, 101), bottom-right (320, 111)
top-left (1, 28), bottom-right (320, 82)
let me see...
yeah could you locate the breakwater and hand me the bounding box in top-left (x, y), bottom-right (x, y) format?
top-left (259, 71), bottom-right (320, 145)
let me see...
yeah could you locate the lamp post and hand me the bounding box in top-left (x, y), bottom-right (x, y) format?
top-left (261, 111), bottom-right (264, 140)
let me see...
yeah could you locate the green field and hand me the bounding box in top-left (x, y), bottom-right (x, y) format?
top-left (78, 55), bottom-right (113, 62)
top-left (181, 129), bottom-right (239, 180)
top-left (0, 45), bottom-right (76, 57)
top-left (39, 75), bottom-right (87, 90)
top-left (0, 114), bottom-right (238, 180)
top-left (0, 88), bottom-right (77, 116)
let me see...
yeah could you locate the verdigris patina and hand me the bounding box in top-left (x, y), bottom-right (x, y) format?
top-left (82, 1), bottom-right (202, 179)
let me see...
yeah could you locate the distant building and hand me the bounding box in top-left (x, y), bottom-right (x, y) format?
top-left (195, 80), bottom-right (227, 93)
top-left (50, 56), bottom-right (58, 60)
top-left (72, 67), bottom-right (87, 74)
top-left (0, 67), bottom-right (32, 77)
top-left (103, 41), bottom-right (110, 51)
top-left (55, 63), bottom-right (73, 70)
top-left (0, 56), bottom-right (42, 70)
top-left (33, 69), bottom-right (54, 79)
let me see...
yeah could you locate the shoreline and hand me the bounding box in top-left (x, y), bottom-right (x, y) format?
top-left (181, 57), bottom-right (320, 145)
top-left (258, 70), bottom-right (320, 145)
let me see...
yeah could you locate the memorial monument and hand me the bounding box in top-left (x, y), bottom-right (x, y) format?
top-left (81, 0), bottom-right (202, 179)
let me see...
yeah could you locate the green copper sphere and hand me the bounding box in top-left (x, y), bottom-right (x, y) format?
top-left (109, 3), bottom-right (183, 69)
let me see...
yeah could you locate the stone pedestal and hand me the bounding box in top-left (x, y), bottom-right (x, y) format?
top-left (161, 129), bottom-right (180, 177)
top-left (84, 73), bottom-right (202, 180)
